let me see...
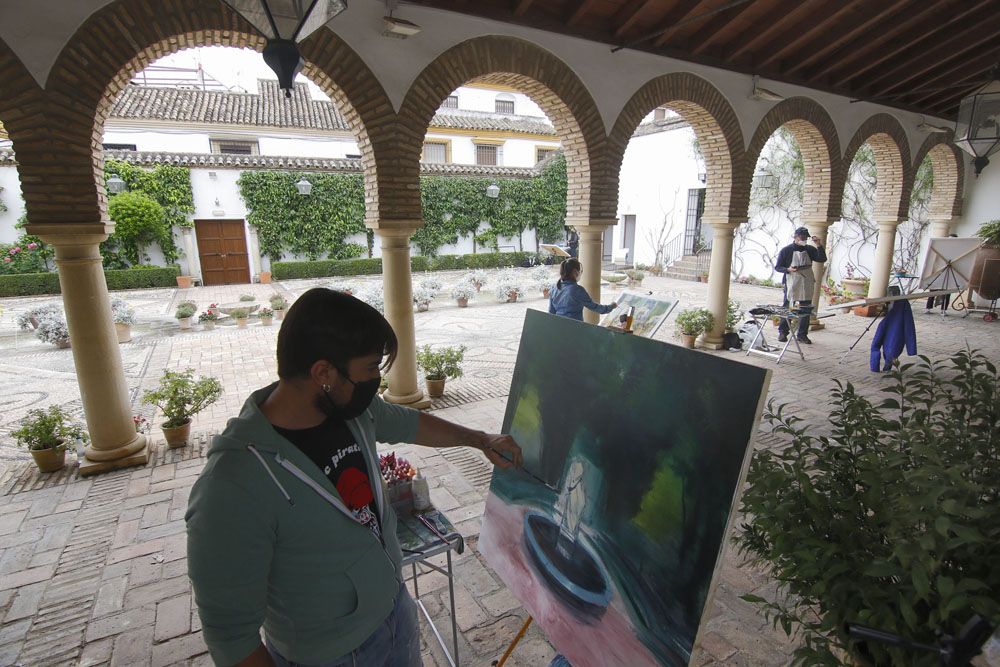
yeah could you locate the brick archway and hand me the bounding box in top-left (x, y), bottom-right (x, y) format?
top-left (35, 0), bottom-right (394, 227)
top-left (746, 97), bottom-right (842, 221)
top-left (843, 114), bottom-right (912, 221)
top-left (0, 36), bottom-right (45, 209)
top-left (396, 36), bottom-right (608, 224)
top-left (913, 134), bottom-right (964, 220)
top-left (609, 72), bottom-right (746, 221)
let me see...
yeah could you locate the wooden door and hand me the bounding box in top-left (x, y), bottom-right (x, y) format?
top-left (195, 220), bottom-right (250, 286)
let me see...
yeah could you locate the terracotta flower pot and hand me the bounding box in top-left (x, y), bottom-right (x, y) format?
top-left (203, 320), bottom-right (216, 331)
top-left (680, 333), bottom-right (697, 349)
top-left (30, 444), bottom-right (67, 473)
top-left (236, 317), bottom-right (248, 329)
top-left (507, 294), bottom-right (518, 303)
top-left (457, 297), bottom-right (469, 308)
top-left (426, 378), bottom-right (446, 398)
top-left (178, 317), bottom-right (192, 330)
top-left (416, 303), bottom-right (430, 312)
top-left (176, 275), bottom-right (194, 289)
top-left (115, 322), bottom-right (132, 343)
top-left (162, 420), bottom-right (192, 449)
top-left (55, 338), bottom-right (71, 349)
top-left (841, 278), bottom-right (867, 296)
top-left (542, 288), bottom-right (551, 298)
top-left (275, 309), bottom-right (285, 321)
top-left (259, 271), bottom-right (272, 284)
top-left (261, 316), bottom-right (273, 326)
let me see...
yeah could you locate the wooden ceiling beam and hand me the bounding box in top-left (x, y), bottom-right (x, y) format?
top-left (567, 0), bottom-right (600, 27)
top-left (755, 0), bottom-right (869, 71)
top-left (833, 0), bottom-right (995, 87)
top-left (804, 0), bottom-right (968, 79)
top-left (771, 0), bottom-right (908, 75)
top-left (725, 0), bottom-right (823, 62)
top-left (686, 0), bottom-right (759, 55)
top-left (900, 55), bottom-right (998, 107)
top-left (651, 0), bottom-right (725, 48)
top-left (513, 0), bottom-right (535, 18)
top-left (855, 17), bottom-right (1000, 95)
top-left (613, 0), bottom-right (660, 40)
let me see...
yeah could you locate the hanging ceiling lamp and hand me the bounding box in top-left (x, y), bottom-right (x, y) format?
top-left (953, 66), bottom-right (1000, 176)
top-left (221, 0), bottom-right (348, 98)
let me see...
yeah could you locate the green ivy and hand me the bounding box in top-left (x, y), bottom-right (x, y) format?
top-left (238, 155), bottom-right (569, 261)
top-left (106, 191), bottom-right (169, 267)
top-left (237, 171), bottom-right (366, 261)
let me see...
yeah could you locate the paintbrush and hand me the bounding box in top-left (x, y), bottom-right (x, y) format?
top-left (418, 513), bottom-right (452, 547)
top-left (484, 446), bottom-right (557, 490)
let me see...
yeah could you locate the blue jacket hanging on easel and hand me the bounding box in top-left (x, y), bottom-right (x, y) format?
top-left (869, 299), bottom-right (917, 372)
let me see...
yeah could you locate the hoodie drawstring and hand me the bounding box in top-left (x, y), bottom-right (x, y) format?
top-left (248, 445), bottom-right (294, 505)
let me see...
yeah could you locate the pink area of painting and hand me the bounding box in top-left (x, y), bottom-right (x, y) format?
top-left (480, 492), bottom-right (661, 667)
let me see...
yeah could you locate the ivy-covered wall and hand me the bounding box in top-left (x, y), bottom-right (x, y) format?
top-left (102, 160), bottom-right (195, 268)
top-left (237, 155), bottom-right (569, 261)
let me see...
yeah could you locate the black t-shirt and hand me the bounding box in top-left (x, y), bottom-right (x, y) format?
top-left (274, 417), bottom-right (381, 540)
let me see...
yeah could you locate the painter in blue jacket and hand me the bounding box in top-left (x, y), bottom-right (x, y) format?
top-left (870, 299), bottom-right (917, 372)
top-left (548, 258), bottom-right (617, 321)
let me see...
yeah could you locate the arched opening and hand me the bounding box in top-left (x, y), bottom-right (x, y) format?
top-left (608, 73), bottom-right (744, 346)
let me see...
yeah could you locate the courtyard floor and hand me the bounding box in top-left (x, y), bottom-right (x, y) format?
top-left (1, 270), bottom-right (998, 666)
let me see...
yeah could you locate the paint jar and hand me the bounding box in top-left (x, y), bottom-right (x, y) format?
top-left (412, 473), bottom-right (431, 512)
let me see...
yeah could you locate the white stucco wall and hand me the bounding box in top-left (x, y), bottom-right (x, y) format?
top-left (0, 166), bottom-right (25, 244)
top-left (428, 132), bottom-right (558, 167)
top-left (450, 87), bottom-right (546, 118)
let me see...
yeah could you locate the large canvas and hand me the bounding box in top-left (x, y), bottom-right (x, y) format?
top-left (598, 291), bottom-right (678, 338)
top-left (480, 311), bottom-right (771, 666)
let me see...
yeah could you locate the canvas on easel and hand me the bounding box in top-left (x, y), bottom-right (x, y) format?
top-left (598, 291), bottom-right (678, 338)
top-left (480, 311), bottom-right (772, 666)
top-left (919, 237), bottom-right (981, 291)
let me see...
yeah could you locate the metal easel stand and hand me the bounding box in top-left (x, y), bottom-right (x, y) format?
top-left (838, 303), bottom-right (888, 364)
top-left (746, 307), bottom-right (805, 364)
top-left (403, 532), bottom-right (465, 667)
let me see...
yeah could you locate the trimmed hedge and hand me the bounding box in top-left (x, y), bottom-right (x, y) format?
top-left (273, 252), bottom-right (532, 280)
top-left (0, 266), bottom-right (181, 297)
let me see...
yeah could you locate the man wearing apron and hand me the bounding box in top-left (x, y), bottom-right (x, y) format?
top-left (775, 227), bottom-right (827, 344)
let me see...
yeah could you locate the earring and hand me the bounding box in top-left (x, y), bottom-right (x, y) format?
top-left (322, 383), bottom-right (331, 393)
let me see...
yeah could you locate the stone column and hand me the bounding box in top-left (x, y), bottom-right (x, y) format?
top-left (33, 225), bottom-right (148, 476)
top-left (929, 217), bottom-right (955, 238)
top-left (867, 217), bottom-right (902, 298)
top-left (700, 218), bottom-right (740, 349)
top-left (806, 218), bottom-right (835, 330)
top-left (377, 227), bottom-right (430, 409)
top-left (573, 221), bottom-right (612, 324)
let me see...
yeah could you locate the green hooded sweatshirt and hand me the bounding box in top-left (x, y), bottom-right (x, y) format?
top-left (185, 383), bottom-right (420, 666)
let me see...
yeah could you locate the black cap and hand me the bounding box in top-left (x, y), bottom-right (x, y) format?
top-left (794, 227), bottom-right (810, 238)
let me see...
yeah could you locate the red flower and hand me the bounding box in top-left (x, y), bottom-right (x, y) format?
top-left (8, 247), bottom-right (18, 255)
top-left (3, 257), bottom-right (11, 263)
top-left (27, 242), bottom-right (37, 250)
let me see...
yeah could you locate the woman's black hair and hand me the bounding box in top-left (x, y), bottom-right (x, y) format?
top-left (276, 288), bottom-right (398, 379)
top-left (559, 258), bottom-right (582, 283)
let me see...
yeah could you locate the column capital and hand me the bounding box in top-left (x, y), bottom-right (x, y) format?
top-left (701, 216), bottom-right (743, 232)
top-left (27, 222), bottom-right (113, 247)
top-left (567, 217), bottom-right (615, 233)
top-left (800, 217), bottom-right (838, 230)
top-left (875, 217), bottom-right (904, 231)
top-left (367, 219), bottom-right (423, 235)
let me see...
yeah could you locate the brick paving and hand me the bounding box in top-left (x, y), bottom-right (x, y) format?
top-left (1, 270), bottom-right (999, 666)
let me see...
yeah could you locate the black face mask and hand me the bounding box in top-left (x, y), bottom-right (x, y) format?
top-left (318, 369), bottom-right (381, 421)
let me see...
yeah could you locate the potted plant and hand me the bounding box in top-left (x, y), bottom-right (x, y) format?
top-left (229, 307), bottom-right (251, 328)
top-left (176, 274), bottom-right (194, 289)
top-left (111, 298), bottom-right (135, 343)
top-left (16, 303), bottom-right (62, 331)
top-left (495, 272), bottom-right (524, 303)
top-left (464, 269), bottom-right (489, 292)
top-left (198, 310), bottom-right (218, 330)
top-left (674, 307), bottom-right (714, 348)
top-left (419, 277), bottom-right (443, 295)
top-left (970, 219), bottom-right (1000, 300)
top-left (176, 301), bottom-right (196, 330)
top-left (34, 309), bottom-right (71, 348)
top-left (416, 344), bottom-right (466, 398)
top-left (604, 273), bottom-right (627, 285)
top-left (697, 271), bottom-right (709, 283)
top-left (452, 282), bottom-right (476, 307)
top-left (736, 349), bottom-right (1000, 667)
top-left (142, 368), bottom-right (223, 448)
top-left (258, 270), bottom-right (272, 284)
top-left (239, 293), bottom-right (256, 302)
top-left (258, 306), bottom-right (274, 326)
top-left (840, 262), bottom-right (867, 295)
top-left (413, 287), bottom-right (435, 312)
top-left (625, 269), bottom-right (645, 285)
top-left (358, 286), bottom-right (385, 315)
top-left (12, 405), bottom-right (83, 472)
top-left (269, 295), bottom-right (288, 320)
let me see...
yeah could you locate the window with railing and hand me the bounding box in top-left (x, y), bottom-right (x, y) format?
top-left (475, 144), bottom-right (501, 166)
top-left (423, 142), bottom-right (448, 164)
top-left (495, 93), bottom-right (515, 114)
top-left (102, 143), bottom-right (137, 151)
top-left (210, 139), bottom-right (259, 155)
top-left (536, 147), bottom-right (555, 164)
top-left (441, 95), bottom-right (459, 109)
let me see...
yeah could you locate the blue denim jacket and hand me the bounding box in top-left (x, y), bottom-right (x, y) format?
top-left (547, 279), bottom-right (614, 321)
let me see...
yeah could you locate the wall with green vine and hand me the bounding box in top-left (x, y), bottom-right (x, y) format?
top-left (102, 160), bottom-right (194, 268)
top-left (237, 154), bottom-right (569, 261)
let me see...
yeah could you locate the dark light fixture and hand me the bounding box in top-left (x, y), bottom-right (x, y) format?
top-left (107, 174), bottom-right (127, 194)
top-left (295, 176), bottom-right (312, 195)
top-left (221, 1), bottom-right (348, 98)
top-left (954, 66), bottom-right (1000, 176)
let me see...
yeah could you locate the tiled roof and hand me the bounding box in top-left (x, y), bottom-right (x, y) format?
top-left (631, 117), bottom-right (690, 138)
top-left (109, 80), bottom-right (557, 136)
top-left (0, 149), bottom-right (538, 179)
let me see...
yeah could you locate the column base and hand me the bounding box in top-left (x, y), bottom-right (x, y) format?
top-left (696, 335), bottom-right (724, 350)
top-left (809, 320), bottom-right (826, 331)
top-left (382, 389), bottom-right (432, 410)
top-left (79, 440), bottom-right (149, 477)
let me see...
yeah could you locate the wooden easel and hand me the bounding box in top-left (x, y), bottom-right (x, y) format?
top-left (492, 616), bottom-right (533, 667)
